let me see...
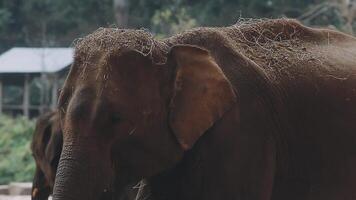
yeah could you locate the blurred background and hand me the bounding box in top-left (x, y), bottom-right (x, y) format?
top-left (0, 0), bottom-right (355, 192)
top-left (1, 0), bottom-right (356, 53)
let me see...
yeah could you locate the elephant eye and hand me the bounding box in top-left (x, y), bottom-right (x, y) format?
top-left (111, 113), bottom-right (121, 124)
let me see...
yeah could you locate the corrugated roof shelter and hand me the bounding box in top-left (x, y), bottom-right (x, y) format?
top-left (0, 47), bottom-right (73, 73)
top-left (0, 47), bottom-right (73, 118)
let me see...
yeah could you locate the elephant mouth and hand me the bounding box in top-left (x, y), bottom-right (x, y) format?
top-left (100, 180), bottom-right (148, 200)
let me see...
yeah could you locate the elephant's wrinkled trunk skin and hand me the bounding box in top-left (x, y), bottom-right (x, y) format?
top-left (53, 141), bottom-right (114, 200)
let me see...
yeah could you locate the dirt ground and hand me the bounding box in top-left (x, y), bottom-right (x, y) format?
top-left (0, 196), bottom-right (30, 200)
top-left (0, 196), bottom-right (52, 200)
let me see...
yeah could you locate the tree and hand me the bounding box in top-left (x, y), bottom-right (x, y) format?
top-left (0, 0), bottom-right (354, 53)
top-left (0, 0), bottom-right (115, 52)
top-left (113, 0), bottom-right (129, 28)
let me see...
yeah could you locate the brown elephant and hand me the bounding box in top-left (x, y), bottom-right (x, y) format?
top-left (31, 111), bottom-right (62, 200)
top-left (53, 19), bottom-right (356, 200)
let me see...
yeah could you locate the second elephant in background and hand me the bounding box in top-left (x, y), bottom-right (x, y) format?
top-left (31, 111), bottom-right (62, 200)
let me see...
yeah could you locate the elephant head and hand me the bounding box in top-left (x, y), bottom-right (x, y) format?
top-left (31, 111), bottom-right (62, 200)
top-left (53, 29), bottom-right (236, 200)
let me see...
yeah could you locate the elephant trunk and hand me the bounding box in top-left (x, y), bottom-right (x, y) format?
top-left (52, 141), bottom-right (114, 200)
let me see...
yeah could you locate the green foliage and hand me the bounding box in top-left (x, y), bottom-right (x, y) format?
top-left (0, 8), bottom-right (11, 29)
top-left (128, 0), bottom-right (327, 34)
top-left (0, 0), bottom-right (353, 52)
top-left (0, 0), bottom-right (115, 52)
top-left (152, 7), bottom-right (197, 37)
top-left (0, 115), bottom-right (35, 184)
top-left (187, 0), bottom-right (323, 26)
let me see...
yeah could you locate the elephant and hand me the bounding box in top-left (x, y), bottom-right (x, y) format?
top-left (53, 19), bottom-right (356, 200)
top-left (31, 111), bottom-right (62, 200)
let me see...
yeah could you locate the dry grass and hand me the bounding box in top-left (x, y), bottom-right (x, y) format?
top-left (73, 28), bottom-right (169, 65)
top-left (72, 18), bottom-right (340, 83)
top-left (225, 18), bottom-right (325, 81)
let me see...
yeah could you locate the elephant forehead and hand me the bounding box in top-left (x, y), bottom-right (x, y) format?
top-left (67, 57), bottom-right (167, 125)
top-left (72, 48), bottom-right (155, 84)
top-left (76, 28), bottom-right (152, 52)
top-left (68, 84), bottom-right (146, 115)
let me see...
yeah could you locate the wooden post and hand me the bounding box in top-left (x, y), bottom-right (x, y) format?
top-left (0, 79), bottom-right (3, 115)
top-left (51, 74), bottom-right (59, 109)
top-left (113, 0), bottom-right (129, 28)
top-left (23, 74), bottom-right (30, 118)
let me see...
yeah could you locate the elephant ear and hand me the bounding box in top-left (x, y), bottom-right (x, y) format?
top-left (168, 45), bottom-right (237, 151)
top-left (31, 112), bottom-right (55, 158)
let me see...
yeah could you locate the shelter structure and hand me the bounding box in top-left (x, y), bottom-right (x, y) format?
top-left (0, 47), bottom-right (73, 118)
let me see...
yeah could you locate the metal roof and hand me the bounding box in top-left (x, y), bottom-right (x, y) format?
top-left (0, 47), bottom-right (74, 73)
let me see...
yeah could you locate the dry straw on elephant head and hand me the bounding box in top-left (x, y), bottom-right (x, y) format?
top-left (73, 28), bottom-right (169, 65)
top-left (72, 18), bottom-right (334, 83)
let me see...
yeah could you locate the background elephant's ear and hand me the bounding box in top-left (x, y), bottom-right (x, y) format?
top-left (31, 111), bottom-right (55, 157)
top-left (168, 45), bottom-right (237, 151)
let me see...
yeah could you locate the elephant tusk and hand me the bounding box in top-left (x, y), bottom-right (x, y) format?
top-left (32, 188), bottom-right (39, 198)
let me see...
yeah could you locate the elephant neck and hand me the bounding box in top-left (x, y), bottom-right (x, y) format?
top-left (147, 142), bottom-right (209, 200)
top-left (147, 108), bottom-right (236, 200)
top-left (148, 104), bottom-right (278, 200)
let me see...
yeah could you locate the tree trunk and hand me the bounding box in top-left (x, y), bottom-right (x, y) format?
top-left (113, 0), bottom-right (129, 28)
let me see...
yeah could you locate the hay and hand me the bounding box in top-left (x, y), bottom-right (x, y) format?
top-left (73, 18), bottom-right (339, 83)
top-left (73, 28), bottom-right (169, 66)
top-left (226, 18), bottom-right (325, 81)
top-left (168, 18), bottom-right (327, 82)
top-left (133, 180), bottom-right (150, 200)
